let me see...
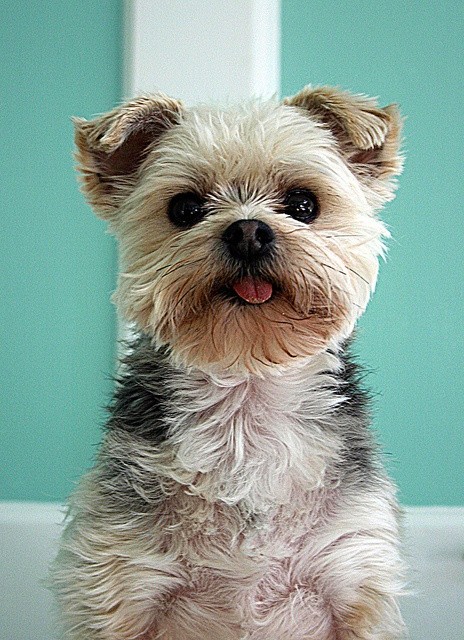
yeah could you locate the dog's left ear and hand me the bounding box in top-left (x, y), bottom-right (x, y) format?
top-left (284, 86), bottom-right (403, 199)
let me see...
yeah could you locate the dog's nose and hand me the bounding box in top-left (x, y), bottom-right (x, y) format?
top-left (222, 219), bottom-right (275, 260)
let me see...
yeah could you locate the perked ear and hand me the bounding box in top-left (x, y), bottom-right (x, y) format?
top-left (74, 94), bottom-right (183, 219)
top-left (284, 86), bottom-right (403, 198)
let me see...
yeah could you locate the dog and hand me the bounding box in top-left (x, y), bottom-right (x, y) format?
top-left (51, 85), bottom-right (406, 639)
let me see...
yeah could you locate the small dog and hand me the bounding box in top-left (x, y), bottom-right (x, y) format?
top-left (51, 85), bottom-right (406, 639)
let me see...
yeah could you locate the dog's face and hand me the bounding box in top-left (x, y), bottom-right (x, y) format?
top-left (75, 87), bottom-right (402, 375)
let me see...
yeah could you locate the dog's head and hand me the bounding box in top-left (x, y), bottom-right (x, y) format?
top-left (74, 86), bottom-right (402, 376)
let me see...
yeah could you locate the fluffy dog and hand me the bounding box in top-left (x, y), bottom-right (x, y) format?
top-left (51, 85), bottom-right (406, 639)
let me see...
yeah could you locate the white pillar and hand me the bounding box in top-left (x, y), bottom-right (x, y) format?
top-left (124, 0), bottom-right (281, 103)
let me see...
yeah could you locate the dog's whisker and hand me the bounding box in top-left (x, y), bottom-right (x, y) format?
top-left (345, 265), bottom-right (371, 287)
top-left (318, 262), bottom-right (348, 278)
top-left (157, 257), bottom-right (206, 278)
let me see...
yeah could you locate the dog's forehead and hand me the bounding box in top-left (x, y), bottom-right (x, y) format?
top-left (148, 101), bottom-right (337, 192)
top-left (184, 101), bottom-right (330, 154)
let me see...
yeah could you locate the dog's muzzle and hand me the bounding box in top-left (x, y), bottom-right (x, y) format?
top-left (222, 220), bottom-right (275, 304)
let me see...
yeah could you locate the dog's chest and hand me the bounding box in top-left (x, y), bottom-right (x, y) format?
top-left (161, 361), bottom-right (343, 508)
top-left (156, 488), bottom-right (335, 639)
top-left (163, 484), bottom-right (326, 559)
top-left (149, 362), bottom-right (343, 637)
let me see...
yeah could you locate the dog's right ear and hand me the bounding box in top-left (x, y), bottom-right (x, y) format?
top-left (74, 94), bottom-right (183, 219)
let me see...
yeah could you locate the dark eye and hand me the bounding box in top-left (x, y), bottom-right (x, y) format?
top-left (168, 193), bottom-right (205, 228)
top-left (283, 189), bottom-right (319, 223)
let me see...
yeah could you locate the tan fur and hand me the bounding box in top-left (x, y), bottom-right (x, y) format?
top-left (284, 86), bottom-right (403, 202)
top-left (74, 94), bottom-right (183, 218)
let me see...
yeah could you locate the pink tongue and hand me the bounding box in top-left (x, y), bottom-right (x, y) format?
top-left (232, 276), bottom-right (273, 304)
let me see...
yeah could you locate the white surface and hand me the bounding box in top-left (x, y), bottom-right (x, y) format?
top-left (1, 503), bottom-right (463, 640)
top-left (0, 502), bottom-right (64, 640)
top-left (124, 0), bottom-right (281, 102)
top-left (401, 507), bottom-right (464, 639)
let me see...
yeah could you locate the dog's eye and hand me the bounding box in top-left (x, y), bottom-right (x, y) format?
top-left (168, 193), bottom-right (205, 228)
top-left (283, 189), bottom-right (319, 223)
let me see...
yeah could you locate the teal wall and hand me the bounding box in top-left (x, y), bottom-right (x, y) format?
top-left (1, 1), bottom-right (122, 502)
top-left (2, 2), bottom-right (462, 507)
top-left (282, 0), bottom-right (463, 505)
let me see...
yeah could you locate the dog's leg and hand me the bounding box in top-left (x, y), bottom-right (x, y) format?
top-left (51, 490), bottom-right (186, 639)
top-left (53, 534), bottom-right (184, 639)
top-left (311, 490), bottom-right (406, 640)
top-left (53, 541), bottom-right (183, 639)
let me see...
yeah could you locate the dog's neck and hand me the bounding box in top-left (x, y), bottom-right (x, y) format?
top-left (110, 335), bottom-right (368, 513)
top-left (148, 345), bottom-right (346, 512)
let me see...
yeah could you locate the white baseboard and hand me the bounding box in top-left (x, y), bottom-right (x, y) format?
top-left (401, 506), bottom-right (464, 639)
top-left (0, 502), bottom-right (64, 640)
top-left (0, 502), bottom-right (463, 640)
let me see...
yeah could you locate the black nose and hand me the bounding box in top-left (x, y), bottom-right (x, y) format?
top-left (222, 219), bottom-right (275, 260)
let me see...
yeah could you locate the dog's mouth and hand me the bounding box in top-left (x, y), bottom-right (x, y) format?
top-left (230, 276), bottom-right (273, 304)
